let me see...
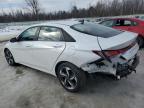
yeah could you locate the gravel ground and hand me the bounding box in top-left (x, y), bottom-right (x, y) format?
top-left (0, 42), bottom-right (144, 108)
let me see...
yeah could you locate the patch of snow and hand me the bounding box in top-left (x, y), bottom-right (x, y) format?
top-left (0, 26), bottom-right (28, 41)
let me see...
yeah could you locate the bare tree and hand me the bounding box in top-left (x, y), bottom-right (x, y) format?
top-left (25, 0), bottom-right (40, 18)
top-left (1, 0), bottom-right (144, 22)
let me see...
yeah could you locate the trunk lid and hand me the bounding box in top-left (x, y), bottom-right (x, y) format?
top-left (98, 31), bottom-right (138, 50)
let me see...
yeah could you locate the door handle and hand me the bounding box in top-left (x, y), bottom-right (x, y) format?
top-left (25, 45), bottom-right (32, 47)
top-left (53, 45), bottom-right (63, 48)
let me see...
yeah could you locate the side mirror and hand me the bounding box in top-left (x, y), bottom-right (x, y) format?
top-left (10, 37), bottom-right (18, 43)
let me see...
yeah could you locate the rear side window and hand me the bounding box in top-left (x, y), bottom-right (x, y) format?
top-left (71, 22), bottom-right (122, 38)
top-left (62, 30), bottom-right (76, 42)
top-left (38, 26), bottom-right (63, 41)
top-left (115, 19), bottom-right (138, 26)
top-left (115, 20), bottom-right (132, 26)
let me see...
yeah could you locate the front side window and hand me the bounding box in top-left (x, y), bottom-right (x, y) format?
top-left (19, 27), bottom-right (39, 41)
top-left (71, 22), bottom-right (122, 38)
top-left (115, 20), bottom-right (133, 26)
top-left (100, 20), bottom-right (114, 27)
top-left (38, 26), bottom-right (63, 41)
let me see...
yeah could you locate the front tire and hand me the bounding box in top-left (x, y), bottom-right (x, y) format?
top-left (4, 49), bottom-right (17, 66)
top-left (57, 62), bottom-right (86, 92)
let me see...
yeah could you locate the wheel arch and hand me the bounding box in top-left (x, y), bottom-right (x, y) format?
top-left (138, 34), bottom-right (144, 38)
top-left (55, 61), bottom-right (88, 77)
top-left (137, 34), bottom-right (144, 47)
top-left (4, 47), bottom-right (17, 63)
top-left (55, 61), bottom-right (69, 76)
top-left (4, 48), bottom-right (9, 53)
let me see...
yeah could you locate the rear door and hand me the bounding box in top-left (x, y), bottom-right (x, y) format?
top-left (125, 20), bottom-right (140, 34)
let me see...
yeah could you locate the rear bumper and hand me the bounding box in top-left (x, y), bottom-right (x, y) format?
top-left (116, 55), bottom-right (139, 78)
top-left (81, 55), bottom-right (139, 77)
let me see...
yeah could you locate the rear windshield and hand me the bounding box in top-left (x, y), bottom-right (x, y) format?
top-left (71, 22), bottom-right (123, 38)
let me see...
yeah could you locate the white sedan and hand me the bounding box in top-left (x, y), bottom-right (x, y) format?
top-left (4, 20), bottom-right (139, 92)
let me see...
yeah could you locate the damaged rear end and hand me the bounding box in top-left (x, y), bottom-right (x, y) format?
top-left (81, 31), bottom-right (139, 79)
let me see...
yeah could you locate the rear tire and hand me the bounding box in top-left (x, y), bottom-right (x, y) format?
top-left (137, 36), bottom-right (144, 48)
top-left (57, 62), bottom-right (86, 92)
top-left (4, 49), bottom-right (17, 66)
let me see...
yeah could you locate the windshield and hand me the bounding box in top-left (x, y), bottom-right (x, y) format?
top-left (71, 22), bottom-right (123, 38)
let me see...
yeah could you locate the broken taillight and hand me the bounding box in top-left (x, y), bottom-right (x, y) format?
top-left (93, 50), bottom-right (122, 57)
top-left (93, 41), bottom-right (136, 58)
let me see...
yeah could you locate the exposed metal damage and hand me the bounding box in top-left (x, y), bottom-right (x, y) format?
top-left (81, 59), bottom-right (117, 75)
top-left (81, 54), bottom-right (139, 79)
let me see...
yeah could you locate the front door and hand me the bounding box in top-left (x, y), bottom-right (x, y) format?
top-left (10, 26), bottom-right (40, 65)
top-left (24, 26), bottom-right (66, 73)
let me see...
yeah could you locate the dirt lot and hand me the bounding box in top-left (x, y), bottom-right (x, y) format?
top-left (0, 42), bottom-right (144, 108)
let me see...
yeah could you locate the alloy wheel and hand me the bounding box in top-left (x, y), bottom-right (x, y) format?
top-left (59, 67), bottom-right (78, 90)
top-left (5, 50), bottom-right (14, 65)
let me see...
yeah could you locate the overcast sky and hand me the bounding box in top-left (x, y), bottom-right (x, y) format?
top-left (0, 0), bottom-right (98, 13)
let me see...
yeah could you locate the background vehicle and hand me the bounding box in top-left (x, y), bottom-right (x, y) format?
top-left (100, 18), bottom-right (144, 47)
top-left (4, 21), bottom-right (139, 92)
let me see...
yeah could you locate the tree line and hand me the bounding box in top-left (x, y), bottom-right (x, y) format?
top-left (0, 0), bottom-right (144, 23)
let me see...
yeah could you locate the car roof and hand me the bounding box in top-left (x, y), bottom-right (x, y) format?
top-left (31, 20), bottom-right (80, 28)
